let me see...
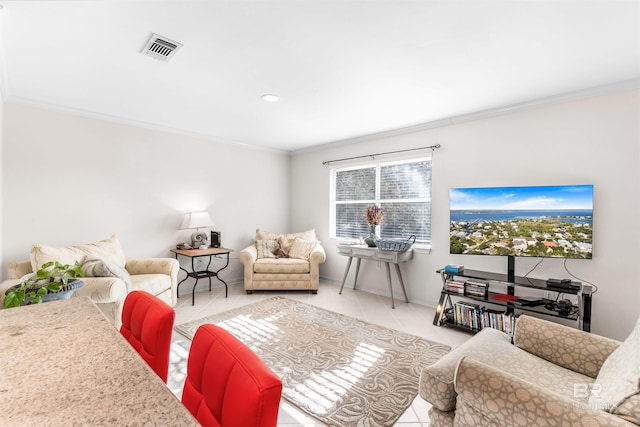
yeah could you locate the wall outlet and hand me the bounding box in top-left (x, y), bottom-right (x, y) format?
top-left (376, 261), bottom-right (382, 270)
top-left (543, 291), bottom-right (555, 300)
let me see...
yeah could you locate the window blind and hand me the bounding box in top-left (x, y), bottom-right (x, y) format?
top-left (330, 157), bottom-right (432, 243)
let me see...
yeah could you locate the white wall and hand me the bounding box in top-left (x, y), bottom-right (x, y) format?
top-left (2, 103), bottom-right (291, 289)
top-left (3, 91), bottom-right (638, 340)
top-left (291, 89), bottom-right (640, 341)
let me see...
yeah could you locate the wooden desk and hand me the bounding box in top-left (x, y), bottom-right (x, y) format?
top-left (171, 247), bottom-right (234, 306)
top-left (337, 244), bottom-right (413, 308)
top-left (0, 298), bottom-right (199, 427)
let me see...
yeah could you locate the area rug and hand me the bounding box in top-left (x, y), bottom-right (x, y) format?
top-left (175, 296), bottom-right (450, 427)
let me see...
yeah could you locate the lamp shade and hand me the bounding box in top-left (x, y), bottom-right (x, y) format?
top-left (180, 212), bottom-right (214, 230)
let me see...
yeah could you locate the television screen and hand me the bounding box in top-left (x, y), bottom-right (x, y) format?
top-left (450, 185), bottom-right (593, 259)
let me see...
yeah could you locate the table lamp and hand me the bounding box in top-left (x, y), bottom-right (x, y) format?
top-left (180, 212), bottom-right (214, 248)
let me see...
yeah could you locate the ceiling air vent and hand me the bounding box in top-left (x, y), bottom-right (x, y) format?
top-left (140, 33), bottom-right (182, 62)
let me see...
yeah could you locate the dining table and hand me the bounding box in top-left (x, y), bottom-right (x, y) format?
top-left (0, 296), bottom-right (199, 426)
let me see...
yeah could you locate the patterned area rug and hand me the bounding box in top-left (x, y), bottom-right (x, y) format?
top-left (175, 297), bottom-right (450, 426)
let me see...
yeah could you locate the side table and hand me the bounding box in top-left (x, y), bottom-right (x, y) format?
top-left (170, 247), bottom-right (234, 306)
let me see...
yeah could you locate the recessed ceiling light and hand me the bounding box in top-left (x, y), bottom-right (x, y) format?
top-left (262, 94), bottom-right (279, 102)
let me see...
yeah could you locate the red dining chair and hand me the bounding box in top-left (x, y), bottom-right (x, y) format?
top-left (182, 324), bottom-right (282, 427)
top-left (120, 290), bottom-right (175, 383)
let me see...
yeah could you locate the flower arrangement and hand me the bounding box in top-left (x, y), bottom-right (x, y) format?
top-left (365, 205), bottom-right (384, 225)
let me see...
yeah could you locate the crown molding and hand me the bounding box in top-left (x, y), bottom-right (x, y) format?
top-left (4, 78), bottom-right (638, 155)
top-left (4, 96), bottom-right (288, 155)
top-left (292, 78), bottom-right (640, 155)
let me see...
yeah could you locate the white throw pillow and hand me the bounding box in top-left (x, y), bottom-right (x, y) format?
top-left (288, 238), bottom-right (318, 260)
top-left (589, 316), bottom-right (640, 415)
top-left (256, 240), bottom-right (277, 259)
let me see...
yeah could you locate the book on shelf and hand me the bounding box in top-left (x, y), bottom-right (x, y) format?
top-left (453, 301), bottom-right (480, 329)
top-left (464, 279), bottom-right (489, 298)
top-left (451, 301), bottom-right (515, 335)
top-left (445, 280), bottom-right (465, 294)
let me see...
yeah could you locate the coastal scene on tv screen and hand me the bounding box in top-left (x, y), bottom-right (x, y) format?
top-left (450, 185), bottom-right (593, 259)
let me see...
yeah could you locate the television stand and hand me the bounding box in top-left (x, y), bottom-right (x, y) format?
top-left (433, 267), bottom-right (592, 334)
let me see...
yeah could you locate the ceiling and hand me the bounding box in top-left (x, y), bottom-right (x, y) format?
top-left (0, 1), bottom-right (638, 152)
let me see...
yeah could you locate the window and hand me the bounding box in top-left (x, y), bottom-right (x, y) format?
top-left (330, 157), bottom-right (432, 243)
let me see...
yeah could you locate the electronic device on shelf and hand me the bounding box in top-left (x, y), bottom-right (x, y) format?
top-left (544, 299), bottom-right (576, 317)
top-left (512, 297), bottom-right (547, 307)
top-left (449, 184), bottom-right (594, 282)
top-left (546, 278), bottom-right (581, 291)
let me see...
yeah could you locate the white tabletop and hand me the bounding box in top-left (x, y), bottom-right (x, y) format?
top-left (336, 243), bottom-right (413, 263)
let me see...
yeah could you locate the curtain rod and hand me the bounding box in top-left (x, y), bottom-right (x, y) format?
top-left (321, 144), bottom-right (441, 165)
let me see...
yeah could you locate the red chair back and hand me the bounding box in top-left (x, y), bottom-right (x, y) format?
top-left (120, 290), bottom-right (175, 383)
top-left (182, 324), bottom-right (282, 427)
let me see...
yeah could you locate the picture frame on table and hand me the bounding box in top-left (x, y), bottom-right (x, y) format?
top-left (211, 231), bottom-right (221, 248)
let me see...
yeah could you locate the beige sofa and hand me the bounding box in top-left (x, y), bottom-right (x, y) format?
top-left (239, 229), bottom-right (326, 294)
top-left (420, 315), bottom-right (640, 426)
top-left (0, 236), bottom-right (178, 329)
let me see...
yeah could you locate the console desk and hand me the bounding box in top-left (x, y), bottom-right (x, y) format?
top-left (337, 244), bottom-right (413, 308)
top-left (0, 297), bottom-right (199, 426)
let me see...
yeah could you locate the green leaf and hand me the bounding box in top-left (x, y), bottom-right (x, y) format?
top-left (41, 261), bottom-right (55, 269)
top-left (47, 283), bottom-right (62, 292)
top-left (36, 287), bottom-right (48, 296)
top-left (3, 292), bottom-right (20, 308)
top-left (36, 269), bottom-right (51, 280)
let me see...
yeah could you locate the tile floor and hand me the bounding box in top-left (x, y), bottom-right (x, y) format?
top-left (168, 281), bottom-right (470, 426)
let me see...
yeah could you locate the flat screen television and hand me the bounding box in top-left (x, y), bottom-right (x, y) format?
top-left (450, 184), bottom-right (593, 281)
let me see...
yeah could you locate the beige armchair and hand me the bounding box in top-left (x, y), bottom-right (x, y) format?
top-left (239, 229), bottom-right (326, 294)
top-left (420, 315), bottom-right (640, 426)
top-left (0, 236), bottom-right (178, 329)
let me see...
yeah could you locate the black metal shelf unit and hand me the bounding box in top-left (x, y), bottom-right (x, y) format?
top-left (433, 268), bottom-right (592, 333)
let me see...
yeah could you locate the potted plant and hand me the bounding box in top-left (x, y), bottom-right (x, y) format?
top-left (3, 261), bottom-right (84, 308)
top-left (364, 205), bottom-right (384, 247)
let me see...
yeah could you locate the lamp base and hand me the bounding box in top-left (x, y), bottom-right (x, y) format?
top-left (190, 231), bottom-right (208, 248)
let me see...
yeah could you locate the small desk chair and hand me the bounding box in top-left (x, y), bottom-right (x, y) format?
top-left (182, 324), bottom-right (282, 427)
top-left (120, 290), bottom-right (175, 383)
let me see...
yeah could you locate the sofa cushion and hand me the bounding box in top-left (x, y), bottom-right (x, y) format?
top-left (514, 314), bottom-right (619, 378)
top-left (420, 327), bottom-right (595, 412)
top-left (256, 240), bottom-right (277, 259)
top-left (30, 235), bottom-right (127, 272)
top-left (420, 328), bottom-right (512, 411)
top-left (589, 316), bottom-right (640, 423)
top-left (454, 357), bottom-right (616, 427)
top-left (253, 258), bottom-right (310, 274)
top-left (288, 238), bottom-right (318, 260)
top-left (82, 256), bottom-right (132, 290)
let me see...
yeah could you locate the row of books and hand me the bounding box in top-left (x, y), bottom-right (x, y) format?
top-left (447, 301), bottom-right (516, 334)
top-left (445, 279), bottom-right (489, 298)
